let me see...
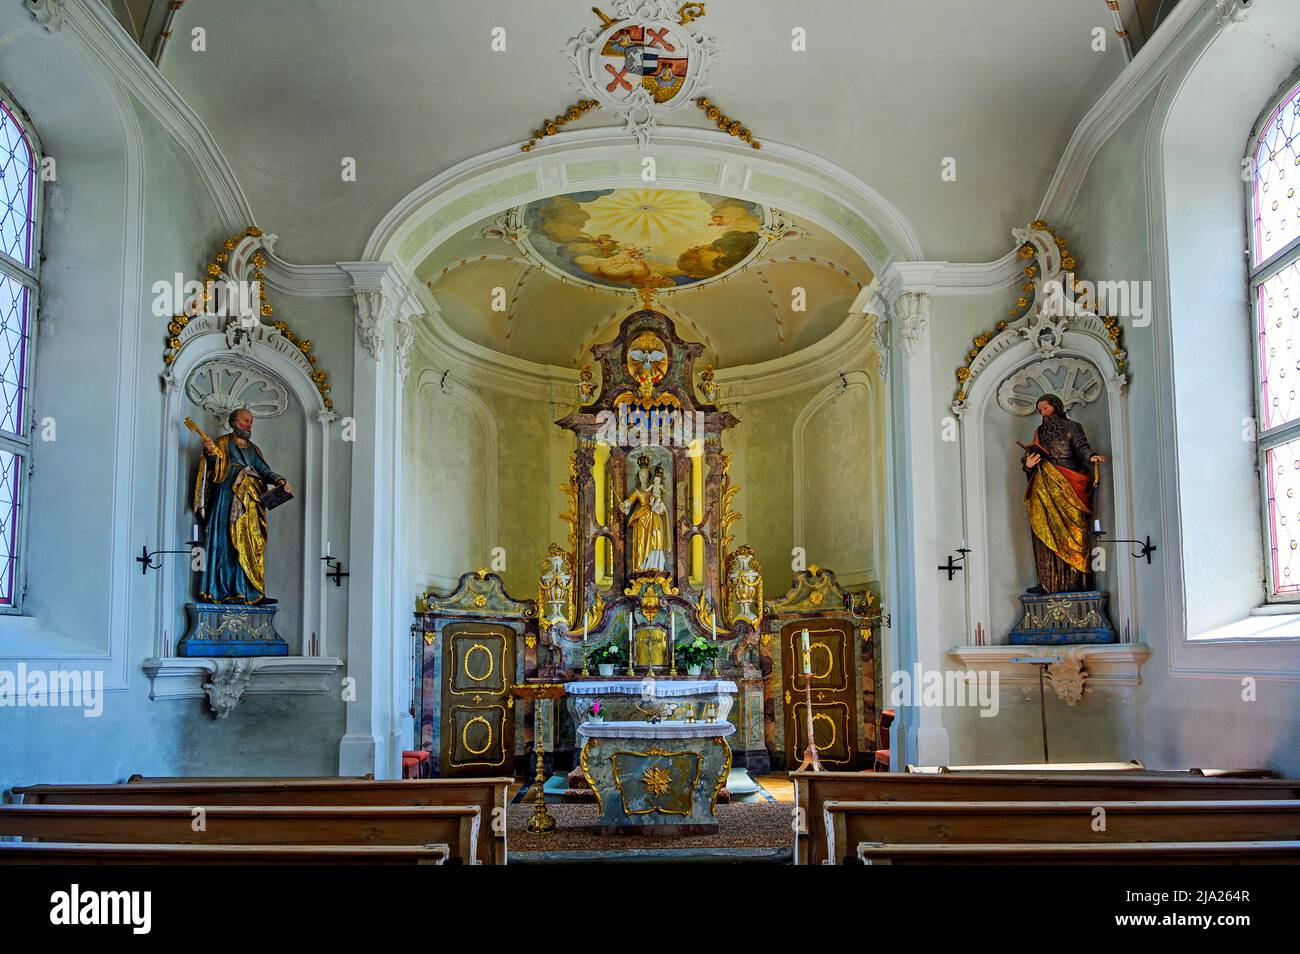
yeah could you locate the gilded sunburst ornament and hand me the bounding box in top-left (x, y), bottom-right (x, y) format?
top-left (642, 765), bottom-right (673, 797)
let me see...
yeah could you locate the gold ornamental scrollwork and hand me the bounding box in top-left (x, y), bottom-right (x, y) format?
top-left (461, 715), bottom-right (494, 756)
top-left (624, 575), bottom-right (679, 619)
top-left (462, 643), bottom-right (495, 683)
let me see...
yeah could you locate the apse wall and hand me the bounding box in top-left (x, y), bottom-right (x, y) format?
top-left (0, 5), bottom-right (350, 794)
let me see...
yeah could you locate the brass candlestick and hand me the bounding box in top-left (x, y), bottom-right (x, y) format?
top-left (526, 709), bottom-right (556, 834)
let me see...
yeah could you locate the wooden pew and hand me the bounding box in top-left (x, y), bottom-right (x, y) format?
top-left (0, 842), bottom-right (449, 865)
top-left (792, 770), bottom-right (1300, 864)
top-left (14, 777), bottom-right (511, 865)
top-left (856, 840), bottom-right (1300, 865)
top-left (0, 804), bottom-right (480, 865)
top-left (822, 799), bottom-right (1300, 864)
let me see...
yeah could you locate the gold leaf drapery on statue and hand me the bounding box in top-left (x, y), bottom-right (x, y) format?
top-left (1026, 460), bottom-right (1089, 574)
top-left (229, 467), bottom-right (268, 595)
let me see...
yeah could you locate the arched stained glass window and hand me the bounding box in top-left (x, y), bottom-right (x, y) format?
top-left (1251, 80), bottom-right (1300, 598)
top-left (0, 92), bottom-right (40, 610)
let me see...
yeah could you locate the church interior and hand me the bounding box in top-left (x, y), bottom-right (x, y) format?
top-left (3, 0), bottom-right (1300, 890)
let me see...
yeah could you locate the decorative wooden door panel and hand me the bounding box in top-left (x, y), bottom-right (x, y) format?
top-left (781, 619), bottom-right (856, 768)
top-left (441, 623), bottom-right (514, 776)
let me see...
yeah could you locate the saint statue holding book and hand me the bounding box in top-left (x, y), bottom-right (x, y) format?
top-left (1019, 394), bottom-right (1106, 594)
top-left (190, 408), bottom-right (293, 605)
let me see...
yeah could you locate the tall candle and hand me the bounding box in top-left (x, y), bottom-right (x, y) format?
top-left (191, 523), bottom-right (199, 542)
top-left (1093, 519), bottom-right (1101, 533)
top-left (628, 610), bottom-right (633, 661)
top-left (325, 540), bottom-right (332, 558)
top-left (801, 628), bottom-right (812, 675)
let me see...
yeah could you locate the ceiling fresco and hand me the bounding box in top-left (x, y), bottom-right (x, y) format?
top-left (418, 187), bottom-right (872, 368)
top-left (521, 189), bottom-right (766, 292)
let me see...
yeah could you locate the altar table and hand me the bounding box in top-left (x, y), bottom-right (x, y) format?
top-left (577, 720), bottom-right (734, 834)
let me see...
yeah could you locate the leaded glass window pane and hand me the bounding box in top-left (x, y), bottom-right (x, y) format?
top-left (0, 273), bottom-right (29, 438)
top-left (1256, 259), bottom-right (1300, 432)
top-left (1266, 437), bottom-right (1300, 595)
top-left (0, 98), bottom-right (35, 270)
top-left (1253, 84), bottom-right (1300, 268)
top-left (0, 448), bottom-right (21, 605)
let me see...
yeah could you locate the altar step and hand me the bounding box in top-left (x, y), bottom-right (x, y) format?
top-left (509, 846), bottom-right (791, 864)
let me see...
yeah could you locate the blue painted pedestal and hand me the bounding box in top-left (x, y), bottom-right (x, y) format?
top-left (177, 602), bottom-right (289, 657)
top-left (1009, 590), bottom-right (1117, 645)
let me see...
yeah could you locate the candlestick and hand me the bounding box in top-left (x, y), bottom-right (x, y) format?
top-left (669, 612), bottom-right (677, 677)
top-left (626, 609), bottom-right (635, 676)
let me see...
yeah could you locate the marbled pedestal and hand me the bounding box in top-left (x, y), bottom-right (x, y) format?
top-left (578, 721), bottom-right (734, 835)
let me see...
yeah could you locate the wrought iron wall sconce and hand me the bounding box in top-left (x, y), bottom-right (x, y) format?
top-left (939, 546), bottom-right (970, 581)
top-left (844, 590), bottom-right (890, 628)
top-left (322, 555), bottom-right (349, 586)
top-left (1095, 529), bottom-right (1158, 564)
top-left (136, 540), bottom-right (201, 575)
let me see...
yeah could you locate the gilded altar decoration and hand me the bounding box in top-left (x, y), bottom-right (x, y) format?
top-left (718, 451), bottom-right (741, 555)
top-left (558, 454), bottom-right (580, 555)
top-left (641, 764), bottom-right (673, 796)
top-left (624, 575), bottom-right (679, 619)
top-left (539, 543), bottom-right (576, 633)
top-left (627, 331), bottom-right (670, 397)
top-left (421, 569), bottom-right (537, 619)
top-left (724, 545), bottom-right (763, 627)
top-left (189, 409), bottom-right (291, 606)
top-left (698, 363), bottom-right (718, 403)
top-left (578, 364), bottom-right (597, 402)
top-left (620, 454), bottom-right (669, 572)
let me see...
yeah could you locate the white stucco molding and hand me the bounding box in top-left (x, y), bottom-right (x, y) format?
top-left (339, 261), bottom-right (425, 363)
top-left (1037, 0), bottom-right (1246, 223)
top-left (363, 129), bottom-right (924, 277)
top-left (25, 0), bottom-right (64, 32)
top-left (949, 644), bottom-right (1152, 704)
top-left (142, 656), bottom-right (343, 718)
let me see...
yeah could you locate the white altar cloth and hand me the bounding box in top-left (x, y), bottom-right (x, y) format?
top-left (577, 720), bottom-right (737, 740)
top-left (564, 679), bottom-right (737, 697)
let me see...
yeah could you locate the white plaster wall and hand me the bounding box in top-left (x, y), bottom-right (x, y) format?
top-left (0, 6), bottom-right (350, 793)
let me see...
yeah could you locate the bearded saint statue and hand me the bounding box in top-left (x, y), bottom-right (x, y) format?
top-left (194, 407), bottom-right (292, 605)
top-left (1020, 394), bottom-right (1106, 594)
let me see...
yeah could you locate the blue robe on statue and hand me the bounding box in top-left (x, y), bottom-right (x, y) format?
top-left (196, 435), bottom-right (283, 604)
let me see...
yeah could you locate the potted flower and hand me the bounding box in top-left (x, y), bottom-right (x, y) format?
top-left (585, 700), bottom-right (604, 724)
top-left (677, 636), bottom-right (716, 677)
top-left (588, 642), bottom-right (626, 677)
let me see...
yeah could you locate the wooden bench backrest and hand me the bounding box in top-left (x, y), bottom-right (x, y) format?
top-left (126, 775), bottom-right (375, 782)
top-left (0, 842), bottom-right (449, 865)
top-left (855, 840), bottom-right (1300, 865)
top-left (0, 804), bottom-right (480, 865)
top-left (792, 771), bottom-right (1300, 864)
top-left (822, 799), bottom-right (1300, 864)
top-left (13, 777), bottom-right (511, 865)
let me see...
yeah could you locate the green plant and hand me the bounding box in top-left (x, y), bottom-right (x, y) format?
top-left (587, 642), bottom-right (627, 666)
top-left (677, 636), bottom-right (716, 668)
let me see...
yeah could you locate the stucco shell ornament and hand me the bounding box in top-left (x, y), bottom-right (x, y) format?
top-left (564, 1), bottom-right (720, 146)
